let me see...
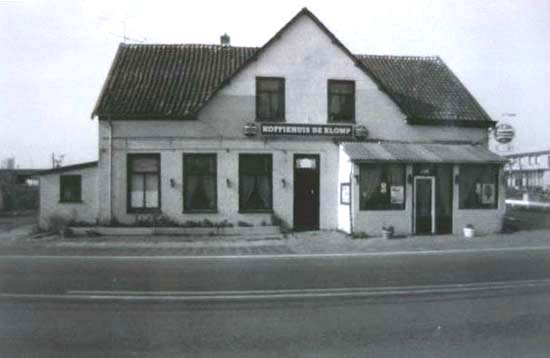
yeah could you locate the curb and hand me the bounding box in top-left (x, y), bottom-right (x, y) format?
top-left (3, 245), bottom-right (550, 259)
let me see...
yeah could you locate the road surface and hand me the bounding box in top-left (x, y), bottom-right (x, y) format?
top-left (2, 248), bottom-right (550, 356)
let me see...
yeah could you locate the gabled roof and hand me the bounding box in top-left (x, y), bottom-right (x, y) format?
top-left (92, 8), bottom-right (495, 127)
top-left (357, 55), bottom-right (494, 126)
top-left (92, 44), bottom-right (257, 119)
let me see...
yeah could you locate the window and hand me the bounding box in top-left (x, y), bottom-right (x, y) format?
top-left (459, 165), bottom-right (499, 209)
top-left (328, 80), bottom-right (355, 122)
top-left (127, 154), bottom-right (160, 212)
top-left (60, 175), bottom-right (81, 202)
top-left (359, 164), bottom-right (405, 210)
top-left (183, 154), bottom-right (217, 212)
top-left (256, 77), bottom-right (285, 121)
top-left (239, 154), bottom-right (272, 211)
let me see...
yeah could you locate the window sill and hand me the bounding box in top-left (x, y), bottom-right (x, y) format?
top-left (327, 119), bottom-right (355, 124)
top-left (59, 200), bottom-right (83, 204)
top-left (127, 208), bottom-right (162, 214)
top-left (183, 210), bottom-right (219, 214)
top-left (458, 207), bottom-right (498, 210)
top-left (255, 118), bottom-right (285, 123)
top-left (238, 209), bottom-right (273, 214)
top-left (359, 208), bottom-right (406, 212)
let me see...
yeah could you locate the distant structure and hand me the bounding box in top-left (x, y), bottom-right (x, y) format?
top-left (0, 168), bottom-right (42, 212)
top-left (504, 150), bottom-right (550, 190)
top-left (1, 157), bottom-right (15, 169)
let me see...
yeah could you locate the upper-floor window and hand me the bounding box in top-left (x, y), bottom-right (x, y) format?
top-left (328, 80), bottom-right (355, 122)
top-left (256, 77), bottom-right (285, 122)
top-left (127, 154), bottom-right (160, 212)
top-left (60, 175), bottom-right (81, 202)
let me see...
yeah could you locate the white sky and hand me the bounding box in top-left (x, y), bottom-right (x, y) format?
top-left (1, 0), bottom-right (549, 168)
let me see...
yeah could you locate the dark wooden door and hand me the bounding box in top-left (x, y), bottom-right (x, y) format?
top-left (293, 155), bottom-right (320, 230)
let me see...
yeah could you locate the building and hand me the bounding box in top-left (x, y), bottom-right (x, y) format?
top-left (504, 150), bottom-right (550, 190)
top-left (39, 8), bottom-right (506, 235)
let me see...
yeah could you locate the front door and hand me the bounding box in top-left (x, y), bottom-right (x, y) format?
top-left (414, 176), bottom-right (435, 234)
top-left (293, 155), bottom-right (320, 231)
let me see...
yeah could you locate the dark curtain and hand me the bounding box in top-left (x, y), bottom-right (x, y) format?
top-left (436, 165), bottom-right (452, 216)
top-left (360, 165), bottom-right (383, 209)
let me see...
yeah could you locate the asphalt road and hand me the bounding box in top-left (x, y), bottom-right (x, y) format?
top-left (2, 249), bottom-right (550, 356)
top-left (2, 248), bottom-right (550, 295)
top-left (2, 288), bottom-right (550, 357)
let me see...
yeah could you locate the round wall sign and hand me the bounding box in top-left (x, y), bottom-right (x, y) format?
top-left (494, 123), bottom-right (515, 144)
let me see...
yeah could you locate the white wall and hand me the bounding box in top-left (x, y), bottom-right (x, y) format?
top-left (98, 132), bottom-right (340, 229)
top-left (39, 166), bottom-right (98, 229)
top-left (337, 146), bottom-right (352, 233)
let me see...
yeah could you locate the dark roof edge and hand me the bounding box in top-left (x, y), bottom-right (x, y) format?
top-left (91, 43), bottom-right (125, 119)
top-left (407, 117), bottom-right (497, 128)
top-left (38, 161), bottom-right (98, 175)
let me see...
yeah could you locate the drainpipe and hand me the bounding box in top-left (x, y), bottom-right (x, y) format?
top-left (107, 117), bottom-right (113, 223)
top-left (349, 165), bottom-right (354, 234)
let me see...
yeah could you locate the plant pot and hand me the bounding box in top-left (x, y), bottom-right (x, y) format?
top-left (382, 230), bottom-right (393, 239)
top-left (463, 227), bottom-right (475, 238)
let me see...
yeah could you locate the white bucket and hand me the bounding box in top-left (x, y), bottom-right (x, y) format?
top-left (463, 227), bottom-right (475, 238)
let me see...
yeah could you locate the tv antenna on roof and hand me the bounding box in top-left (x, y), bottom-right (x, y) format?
top-left (51, 153), bottom-right (65, 168)
top-left (111, 20), bottom-right (147, 44)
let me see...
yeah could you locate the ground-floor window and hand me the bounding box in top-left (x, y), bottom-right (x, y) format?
top-left (60, 175), bottom-right (81, 202)
top-left (183, 154), bottom-right (217, 212)
top-left (359, 163), bottom-right (405, 210)
top-left (239, 154), bottom-right (272, 212)
top-left (127, 154), bottom-right (160, 212)
top-left (459, 165), bottom-right (499, 209)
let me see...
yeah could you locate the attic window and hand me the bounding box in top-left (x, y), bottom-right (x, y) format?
top-left (256, 77), bottom-right (285, 122)
top-left (328, 80), bottom-right (355, 122)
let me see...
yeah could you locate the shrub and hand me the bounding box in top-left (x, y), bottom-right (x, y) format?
top-left (271, 213), bottom-right (290, 233)
top-left (47, 214), bottom-right (69, 234)
top-left (237, 221), bottom-right (253, 227)
top-left (351, 231), bottom-right (369, 239)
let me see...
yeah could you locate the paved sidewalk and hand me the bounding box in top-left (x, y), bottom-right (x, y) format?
top-left (1, 228), bottom-right (550, 256)
top-left (288, 229), bottom-right (550, 254)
